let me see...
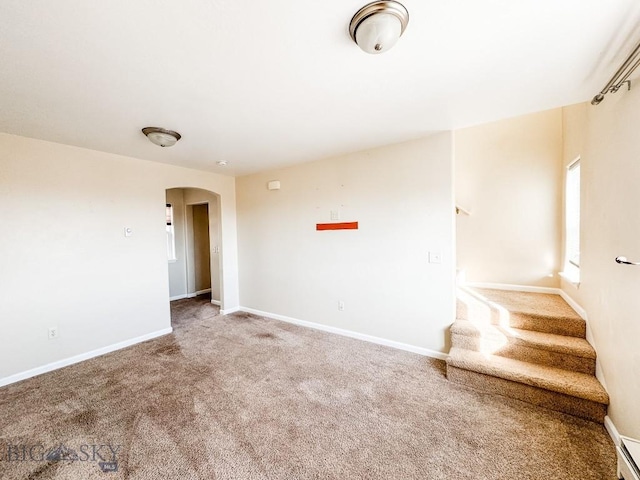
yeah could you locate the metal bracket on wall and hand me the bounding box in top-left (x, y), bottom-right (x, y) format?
top-left (615, 256), bottom-right (640, 265)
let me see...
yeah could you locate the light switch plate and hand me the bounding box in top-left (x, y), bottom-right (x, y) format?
top-left (429, 252), bottom-right (442, 264)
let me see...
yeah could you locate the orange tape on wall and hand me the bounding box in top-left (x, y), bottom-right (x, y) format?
top-left (316, 222), bottom-right (358, 231)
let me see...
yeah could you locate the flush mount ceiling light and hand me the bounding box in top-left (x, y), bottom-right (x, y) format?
top-left (217, 161), bottom-right (227, 166)
top-left (349, 1), bottom-right (409, 54)
top-left (141, 127), bottom-right (181, 147)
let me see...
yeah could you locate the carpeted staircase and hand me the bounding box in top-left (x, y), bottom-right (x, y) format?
top-left (446, 286), bottom-right (609, 422)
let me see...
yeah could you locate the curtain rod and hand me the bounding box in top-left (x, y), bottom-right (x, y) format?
top-left (591, 39), bottom-right (640, 105)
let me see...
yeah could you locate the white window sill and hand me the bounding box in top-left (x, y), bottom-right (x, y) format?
top-left (559, 270), bottom-right (580, 288)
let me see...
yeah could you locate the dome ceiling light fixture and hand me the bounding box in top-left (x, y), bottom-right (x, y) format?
top-left (141, 127), bottom-right (181, 147)
top-left (349, 1), bottom-right (409, 55)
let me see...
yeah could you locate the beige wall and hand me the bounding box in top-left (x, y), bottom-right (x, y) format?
top-left (236, 133), bottom-right (455, 354)
top-left (455, 109), bottom-right (563, 287)
top-left (0, 133), bottom-right (238, 382)
top-left (562, 95), bottom-right (640, 438)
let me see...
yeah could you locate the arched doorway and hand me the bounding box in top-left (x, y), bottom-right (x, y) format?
top-left (165, 187), bottom-right (222, 312)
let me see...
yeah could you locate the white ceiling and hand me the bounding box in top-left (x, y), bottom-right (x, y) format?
top-left (1, 0), bottom-right (639, 176)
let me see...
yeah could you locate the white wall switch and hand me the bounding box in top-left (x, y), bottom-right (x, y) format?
top-left (338, 300), bottom-right (345, 311)
top-left (330, 210), bottom-right (340, 221)
top-left (48, 327), bottom-right (58, 340)
top-left (429, 252), bottom-right (442, 264)
top-left (124, 227), bottom-right (133, 237)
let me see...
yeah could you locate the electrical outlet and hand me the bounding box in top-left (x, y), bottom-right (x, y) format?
top-left (48, 327), bottom-right (58, 340)
top-left (338, 300), bottom-right (345, 311)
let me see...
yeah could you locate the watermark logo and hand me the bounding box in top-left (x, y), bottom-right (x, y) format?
top-left (1, 443), bottom-right (121, 473)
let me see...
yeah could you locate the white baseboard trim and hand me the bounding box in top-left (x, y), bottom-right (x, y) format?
top-left (186, 288), bottom-right (212, 299)
top-left (463, 282), bottom-right (560, 295)
top-left (558, 290), bottom-right (587, 320)
top-left (239, 307), bottom-right (448, 361)
top-left (0, 327), bottom-right (173, 388)
top-left (172, 291), bottom-right (217, 303)
top-left (220, 306), bottom-right (240, 315)
top-left (605, 415), bottom-right (621, 446)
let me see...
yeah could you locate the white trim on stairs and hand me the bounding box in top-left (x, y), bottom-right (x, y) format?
top-left (0, 327), bottom-right (173, 388)
top-left (558, 290), bottom-right (587, 320)
top-left (605, 415), bottom-right (621, 446)
top-left (239, 307), bottom-right (448, 361)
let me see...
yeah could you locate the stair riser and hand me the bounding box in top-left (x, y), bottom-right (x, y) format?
top-left (456, 304), bottom-right (585, 337)
top-left (446, 365), bottom-right (606, 423)
top-left (451, 333), bottom-right (596, 375)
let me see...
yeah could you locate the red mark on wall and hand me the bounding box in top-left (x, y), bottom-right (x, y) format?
top-left (316, 222), bottom-right (358, 231)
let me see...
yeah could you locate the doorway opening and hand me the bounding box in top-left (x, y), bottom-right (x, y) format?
top-left (165, 187), bottom-right (222, 325)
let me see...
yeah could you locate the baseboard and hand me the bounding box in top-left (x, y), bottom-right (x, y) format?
top-left (239, 307), bottom-right (448, 361)
top-left (605, 415), bottom-right (621, 446)
top-left (558, 290), bottom-right (587, 319)
top-left (220, 306), bottom-right (240, 315)
top-left (186, 288), bottom-right (212, 299)
top-left (557, 290), bottom-right (608, 390)
top-left (464, 282), bottom-right (560, 295)
top-left (172, 290), bottom-right (216, 303)
top-left (0, 327), bottom-right (173, 388)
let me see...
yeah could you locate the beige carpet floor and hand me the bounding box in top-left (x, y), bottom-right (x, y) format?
top-left (0, 295), bottom-right (616, 479)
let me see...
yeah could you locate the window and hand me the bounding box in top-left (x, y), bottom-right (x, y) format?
top-left (565, 159), bottom-right (580, 281)
top-left (166, 204), bottom-right (176, 261)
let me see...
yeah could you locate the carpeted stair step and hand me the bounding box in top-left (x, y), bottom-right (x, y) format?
top-left (450, 319), bottom-right (596, 374)
top-left (456, 287), bottom-right (586, 338)
top-left (446, 347), bottom-right (609, 422)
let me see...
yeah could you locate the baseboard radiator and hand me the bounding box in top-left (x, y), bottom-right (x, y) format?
top-left (618, 436), bottom-right (640, 480)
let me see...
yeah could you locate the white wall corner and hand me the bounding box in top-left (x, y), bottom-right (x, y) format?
top-left (220, 306), bottom-right (241, 315)
top-left (239, 307), bottom-right (448, 361)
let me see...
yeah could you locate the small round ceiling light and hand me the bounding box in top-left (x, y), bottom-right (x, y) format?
top-left (217, 161), bottom-right (228, 166)
top-left (141, 127), bottom-right (181, 147)
top-left (349, 1), bottom-right (409, 54)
